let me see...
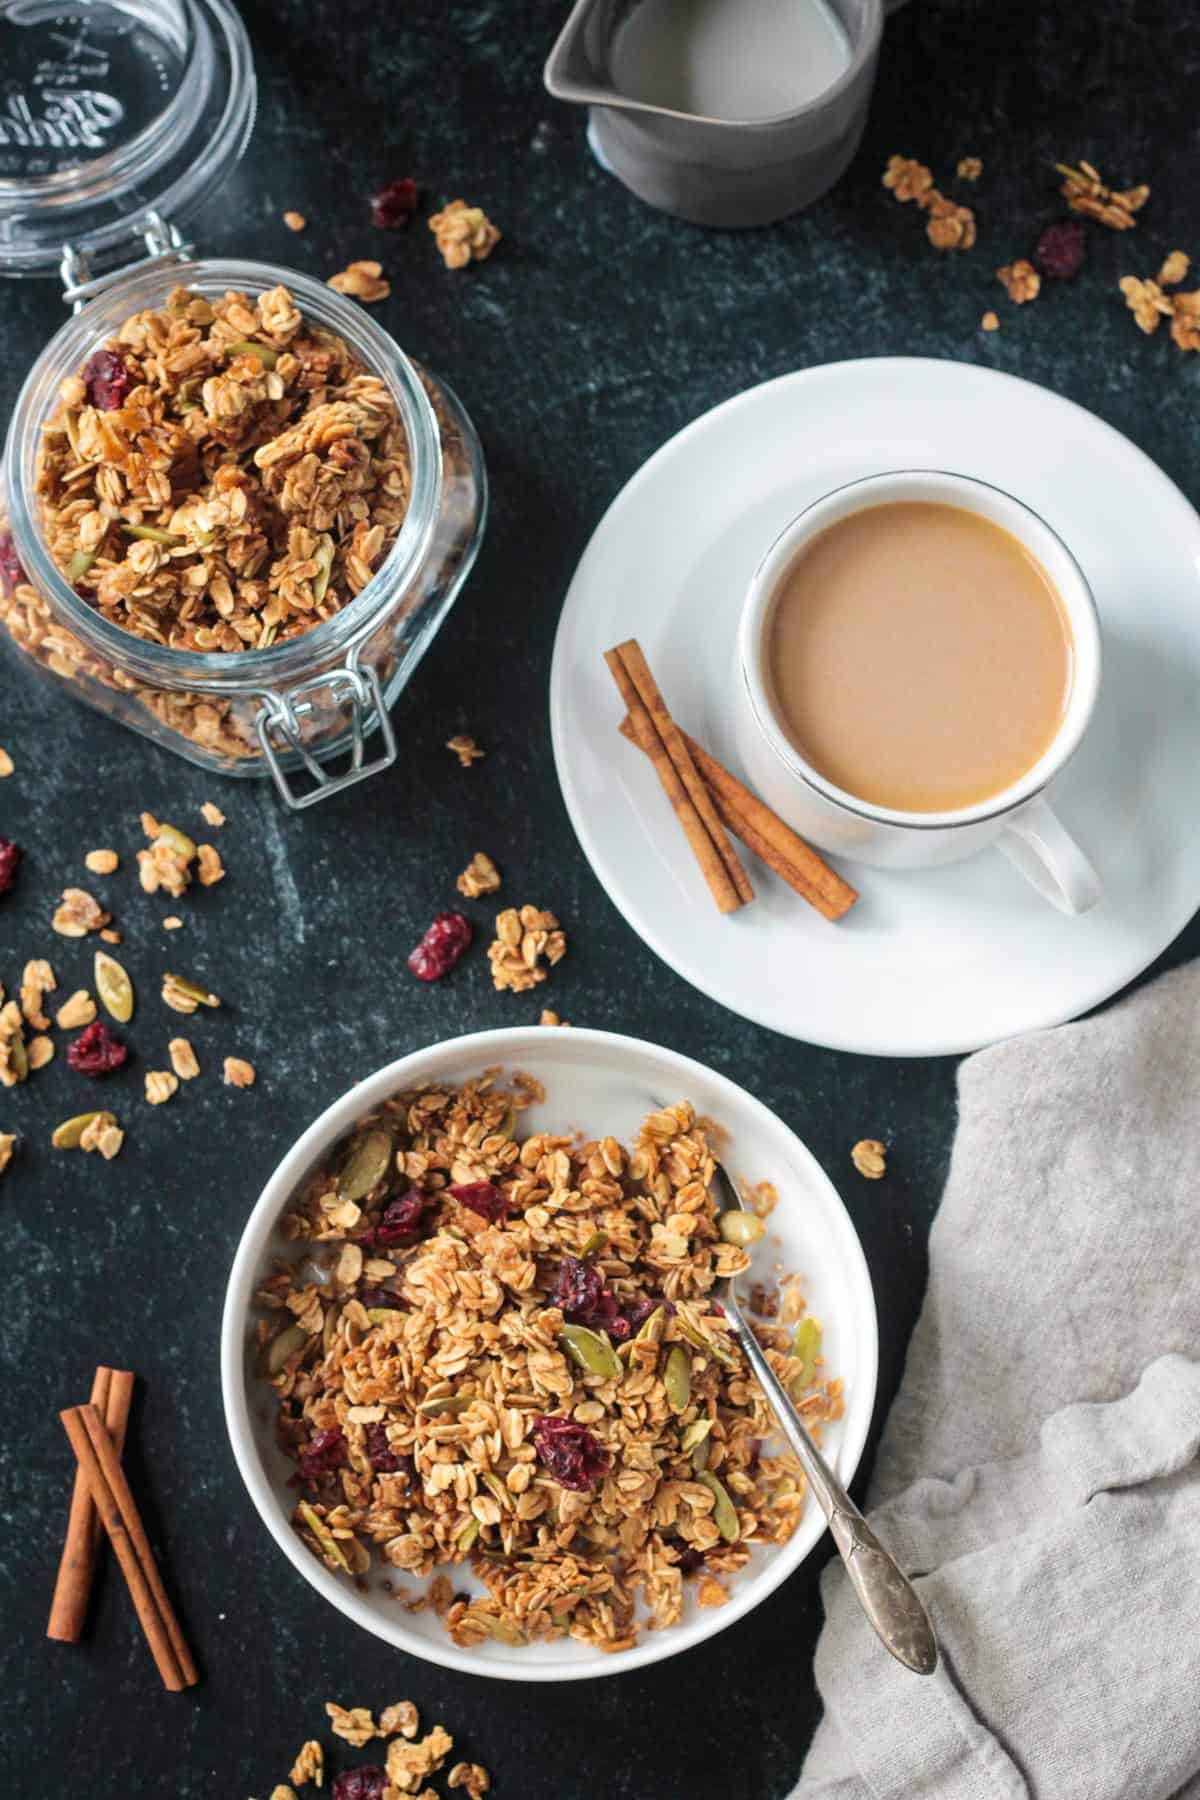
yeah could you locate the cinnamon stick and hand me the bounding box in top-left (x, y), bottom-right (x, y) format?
top-left (620, 717), bottom-right (858, 921)
top-left (60, 1405), bottom-right (198, 1691)
top-left (604, 645), bottom-right (748, 915)
top-left (48, 1366), bottom-right (135, 1642)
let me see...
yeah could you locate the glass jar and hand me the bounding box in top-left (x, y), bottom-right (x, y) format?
top-left (0, 2), bottom-right (486, 806)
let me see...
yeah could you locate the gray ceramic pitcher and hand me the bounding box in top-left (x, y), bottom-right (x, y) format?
top-left (544, 0), bottom-right (883, 228)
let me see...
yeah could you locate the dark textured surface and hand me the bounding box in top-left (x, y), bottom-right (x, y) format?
top-left (2, 2), bottom-right (1198, 1796)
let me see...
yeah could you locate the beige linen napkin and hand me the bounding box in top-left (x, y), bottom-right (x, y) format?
top-left (794, 961), bottom-right (1200, 1800)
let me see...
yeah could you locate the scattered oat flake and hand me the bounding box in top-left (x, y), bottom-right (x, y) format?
top-left (288, 1742), bottom-right (323, 1788)
top-left (27, 1035), bottom-right (54, 1070)
top-left (982, 310), bottom-right (1000, 332)
top-left (224, 1056), bottom-right (256, 1088)
top-left (851, 1138), bottom-right (887, 1179)
top-left (446, 733), bottom-right (485, 767)
top-left (1158, 250), bottom-right (1190, 287)
top-left (379, 1701), bottom-right (420, 1740)
top-left (996, 259), bottom-right (1040, 304)
top-left (456, 851), bottom-right (501, 898)
top-left (1119, 274), bottom-right (1173, 334)
top-left (85, 848), bottom-right (119, 874)
top-left (56, 990), bottom-right (97, 1030)
top-left (429, 199), bottom-right (501, 269)
top-left (145, 1069), bottom-right (180, 1106)
top-left (0, 748), bottom-right (12, 777)
top-left (100, 928), bottom-right (121, 944)
top-left (447, 1764), bottom-right (490, 1797)
top-left (200, 801), bottom-right (226, 827)
top-left (20, 958), bottom-right (56, 1029)
top-left (283, 210), bottom-right (306, 232)
top-left (0, 1131), bottom-right (15, 1174)
top-left (163, 915), bottom-right (184, 930)
top-left (168, 1038), bottom-right (200, 1081)
top-left (697, 1575), bottom-right (731, 1608)
top-left (328, 259), bottom-right (390, 303)
top-left (325, 1703), bottom-right (377, 1747)
top-left (197, 843), bottom-right (225, 886)
top-left (957, 156), bottom-right (982, 181)
top-left (52, 887), bottom-right (111, 937)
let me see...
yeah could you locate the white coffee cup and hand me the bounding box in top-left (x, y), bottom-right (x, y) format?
top-left (734, 470), bottom-right (1103, 914)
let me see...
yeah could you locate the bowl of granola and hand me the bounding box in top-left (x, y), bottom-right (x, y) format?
top-left (221, 1027), bottom-right (877, 1680)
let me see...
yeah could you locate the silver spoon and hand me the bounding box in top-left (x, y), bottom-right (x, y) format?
top-left (710, 1156), bottom-right (938, 1675)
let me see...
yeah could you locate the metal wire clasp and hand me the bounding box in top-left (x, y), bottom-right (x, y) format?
top-left (255, 662), bottom-right (398, 810)
top-left (59, 210), bottom-right (194, 311)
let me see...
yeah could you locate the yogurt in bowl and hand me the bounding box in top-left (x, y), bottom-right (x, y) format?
top-left (221, 1025), bottom-right (877, 1681)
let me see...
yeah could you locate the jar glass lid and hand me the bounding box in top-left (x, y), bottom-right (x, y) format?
top-left (0, 0), bottom-right (255, 279)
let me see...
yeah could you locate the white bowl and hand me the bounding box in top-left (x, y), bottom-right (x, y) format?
top-left (221, 1027), bottom-right (878, 1682)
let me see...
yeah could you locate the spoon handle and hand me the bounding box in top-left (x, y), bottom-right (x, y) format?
top-left (728, 1313), bottom-right (938, 1676)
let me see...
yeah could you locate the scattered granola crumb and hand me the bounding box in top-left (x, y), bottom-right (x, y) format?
top-left (169, 1038), bottom-right (200, 1081)
top-left (145, 1069), bottom-right (180, 1106)
top-left (739, 1177), bottom-right (779, 1219)
top-left (697, 1575), bottom-right (731, 1608)
top-left (163, 916), bottom-right (184, 930)
top-left (85, 848), bottom-right (120, 874)
top-left (882, 155), bottom-right (934, 203)
top-left (982, 310), bottom-right (1000, 332)
top-left (288, 1742), bottom-right (323, 1789)
top-left (270, 1788), bottom-right (299, 1800)
top-left (52, 887), bottom-right (111, 937)
top-left (328, 259), bottom-right (390, 303)
top-left (140, 811), bottom-right (161, 838)
top-left (445, 733), bottom-right (485, 768)
top-left (456, 851), bottom-right (501, 898)
top-left (325, 1703), bottom-right (377, 1747)
top-left (162, 972), bottom-right (220, 1013)
top-left (1058, 159), bottom-right (1149, 230)
top-left (429, 199), bottom-right (501, 269)
top-left (925, 193), bottom-right (976, 251)
top-left (851, 1138), bottom-right (888, 1179)
top-left (1170, 292), bottom-right (1200, 351)
top-left (0, 747), bottom-right (12, 777)
top-left (1118, 274), bottom-right (1173, 334)
top-left (283, 211), bottom-right (307, 232)
top-left (200, 801), bottom-right (226, 827)
top-left (488, 905), bottom-right (566, 993)
top-left (447, 1763), bottom-right (490, 1797)
top-left (956, 155), bottom-right (982, 181)
top-left (79, 1111), bottom-right (123, 1158)
top-left (100, 928), bottom-right (121, 944)
top-left (224, 1055), bottom-right (256, 1088)
top-left (386, 1726), bottom-right (454, 1792)
top-left (197, 843), bottom-right (225, 886)
top-left (137, 818), bottom-right (196, 897)
top-left (996, 258), bottom-right (1041, 304)
top-left (27, 1034), bottom-right (54, 1070)
top-left (1158, 250), bottom-right (1190, 287)
top-left (379, 1701), bottom-right (420, 1740)
top-left (56, 989), bottom-right (97, 1030)
top-left (0, 1131), bottom-right (15, 1174)
top-left (539, 1008), bottom-right (571, 1027)
top-left (20, 958), bottom-right (56, 1030)
top-left (0, 1001), bottom-right (25, 1088)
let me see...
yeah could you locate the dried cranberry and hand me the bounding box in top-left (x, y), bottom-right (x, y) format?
top-left (1035, 219), bottom-right (1087, 280)
top-left (533, 1415), bottom-right (610, 1491)
top-left (81, 348), bottom-right (132, 411)
top-left (373, 1186), bottom-right (432, 1246)
top-left (0, 837), bottom-right (21, 897)
top-left (553, 1254), bottom-right (620, 1332)
top-left (296, 1425), bottom-right (346, 1484)
top-left (333, 1769), bottom-right (389, 1800)
top-left (451, 1180), bottom-right (510, 1222)
top-left (370, 178), bottom-right (419, 229)
top-left (0, 532), bottom-right (25, 598)
top-left (407, 911), bottom-right (472, 982)
top-left (364, 1422), bottom-right (413, 1476)
top-left (358, 1284), bottom-right (409, 1311)
top-left (675, 1545), bottom-right (705, 1576)
top-left (67, 1020), bottom-right (128, 1075)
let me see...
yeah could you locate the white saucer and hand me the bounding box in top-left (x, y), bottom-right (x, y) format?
top-left (549, 358), bottom-right (1200, 1056)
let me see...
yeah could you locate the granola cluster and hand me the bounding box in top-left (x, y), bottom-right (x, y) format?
top-left (260, 1075), bottom-right (840, 1655)
top-left (254, 1696), bottom-right (486, 1800)
top-left (1058, 159), bottom-right (1149, 230)
top-left (31, 285), bottom-right (411, 657)
top-left (1118, 257), bottom-right (1200, 349)
top-left (882, 155), bottom-right (977, 251)
top-left (429, 202), bottom-right (501, 270)
top-left (486, 907), bottom-right (566, 993)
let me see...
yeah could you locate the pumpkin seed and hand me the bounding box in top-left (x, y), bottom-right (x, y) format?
top-left (311, 534), bottom-right (335, 604)
top-left (697, 1470), bottom-right (739, 1542)
top-left (457, 1518), bottom-right (480, 1552)
top-left (719, 1210), bottom-right (767, 1247)
top-left (122, 523), bottom-right (184, 546)
top-left (560, 1323), bottom-right (622, 1381)
top-left (366, 1307), bottom-right (406, 1325)
top-left (497, 1101), bottom-right (517, 1139)
top-left (9, 1033), bottom-right (28, 1082)
top-left (579, 1229), bottom-right (609, 1258)
top-left (691, 1435), bottom-right (711, 1473)
top-left (417, 1394), bottom-right (473, 1416)
top-left (265, 1322), bottom-right (309, 1373)
top-left (681, 1418), bottom-right (712, 1454)
top-left (635, 1305), bottom-right (665, 1343)
top-left (791, 1317), bottom-right (823, 1395)
top-left (164, 972), bottom-right (220, 1007)
top-left (663, 1345), bottom-right (691, 1415)
top-left (676, 1315), bottom-right (739, 1370)
top-left (51, 1111), bottom-right (101, 1149)
top-left (298, 1501), bottom-right (349, 1572)
top-left (153, 822), bottom-right (196, 861)
top-left (481, 1470), bottom-right (511, 1508)
top-left (477, 1613), bottom-right (526, 1646)
top-left (337, 1127), bottom-right (393, 1201)
top-left (94, 950), bottom-right (134, 1022)
top-left (66, 548), bottom-right (96, 583)
top-left (226, 339), bottom-right (279, 368)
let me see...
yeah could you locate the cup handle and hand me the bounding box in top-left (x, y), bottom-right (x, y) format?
top-left (996, 799), bottom-right (1102, 915)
